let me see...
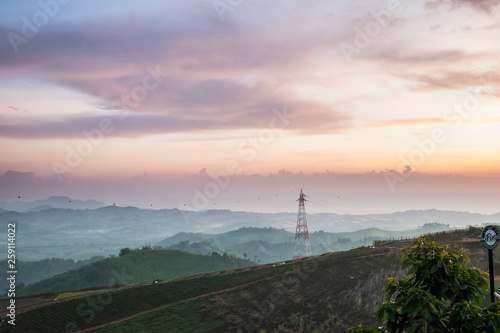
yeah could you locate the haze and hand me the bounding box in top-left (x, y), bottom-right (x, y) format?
top-left (1, 0), bottom-right (500, 214)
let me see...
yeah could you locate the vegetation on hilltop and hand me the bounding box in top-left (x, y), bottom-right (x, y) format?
top-left (17, 248), bottom-right (254, 296)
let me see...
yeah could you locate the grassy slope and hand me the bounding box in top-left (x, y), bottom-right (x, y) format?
top-left (89, 247), bottom-right (401, 333)
top-left (2, 247), bottom-right (400, 332)
top-left (92, 227), bottom-right (498, 333)
top-left (3, 227), bottom-right (496, 333)
top-left (18, 249), bottom-right (255, 296)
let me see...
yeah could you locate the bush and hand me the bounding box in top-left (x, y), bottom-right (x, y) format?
top-left (119, 247), bottom-right (132, 256)
top-left (349, 236), bottom-right (500, 333)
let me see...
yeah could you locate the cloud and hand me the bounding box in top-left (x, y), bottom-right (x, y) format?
top-left (0, 103), bottom-right (349, 139)
top-left (1, 1), bottom-right (498, 141)
top-left (368, 48), bottom-right (500, 94)
top-left (425, 0), bottom-right (500, 13)
top-left (365, 118), bottom-right (448, 128)
top-left (1, 170), bottom-right (36, 181)
top-left (3, 169), bottom-right (500, 214)
top-left (0, 8), bottom-right (353, 138)
top-left (404, 69), bottom-right (500, 94)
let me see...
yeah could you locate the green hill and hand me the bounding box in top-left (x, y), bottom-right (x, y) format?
top-left (158, 225), bottom-right (454, 264)
top-left (4, 227), bottom-right (492, 332)
top-left (224, 240), bottom-right (294, 263)
top-left (0, 257), bottom-right (105, 296)
top-left (2, 246), bottom-right (399, 333)
top-left (18, 249), bottom-right (255, 296)
top-left (157, 226), bottom-right (294, 248)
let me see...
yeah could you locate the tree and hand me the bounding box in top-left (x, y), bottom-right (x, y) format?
top-left (119, 247), bottom-right (132, 256)
top-left (349, 236), bottom-right (500, 333)
top-left (338, 237), bottom-right (351, 244)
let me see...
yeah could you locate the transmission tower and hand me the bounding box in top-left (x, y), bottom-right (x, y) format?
top-left (293, 189), bottom-right (311, 259)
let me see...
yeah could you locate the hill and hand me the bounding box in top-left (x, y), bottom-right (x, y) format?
top-left (3, 227), bottom-right (497, 332)
top-left (0, 256), bottom-right (105, 295)
top-left (17, 249), bottom-right (255, 296)
top-left (0, 205), bottom-right (493, 261)
top-left (158, 227), bottom-right (293, 248)
top-left (2, 246), bottom-right (400, 332)
top-left (158, 224), bottom-right (453, 264)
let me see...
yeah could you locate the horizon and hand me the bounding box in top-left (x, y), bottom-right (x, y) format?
top-left (3, 196), bottom-right (500, 217)
top-left (1, 1), bottom-right (500, 215)
top-left (0, 172), bottom-right (500, 215)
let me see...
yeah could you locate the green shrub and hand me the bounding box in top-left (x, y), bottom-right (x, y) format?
top-left (349, 236), bottom-right (500, 333)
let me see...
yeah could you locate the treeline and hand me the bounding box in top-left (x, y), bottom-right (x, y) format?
top-left (118, 245), bottom-right (250, 262)
top-left (373, 225), bottom-right (484, 246)
top-left (118, 245), bottom-right (161, 256)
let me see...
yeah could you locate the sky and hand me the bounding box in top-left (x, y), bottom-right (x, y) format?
top-left (1, 0), bottom-right (500, 214)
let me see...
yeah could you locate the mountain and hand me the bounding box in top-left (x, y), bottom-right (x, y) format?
top-left (158, 224), bottom-right (454, 264)
top-left (0, 205), bottom-right (493, 261)
top-left (17, 249), bottom-right (255, 296)
top-left (5, 227), bottom-right (497, 332)
top-left (0, 224), bottom-right (454, 297)
top-left (158, 227), bottom-right (293, 248)
top-left (0, 196), bottom-right (104, 212)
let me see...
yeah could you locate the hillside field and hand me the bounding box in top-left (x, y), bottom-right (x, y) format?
top-left (1, 227), bottom-right (498, 332)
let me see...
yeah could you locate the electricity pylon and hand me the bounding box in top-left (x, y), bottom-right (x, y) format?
top-left (293, 189), bottom-right (311, 259)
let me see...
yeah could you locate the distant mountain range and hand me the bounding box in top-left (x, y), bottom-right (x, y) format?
top-left (157, 224), bottom-right (455, 264)
top-left (0, 196), bottom-right (104, 211)
top-left (0, 201), bottom-right (498, 262)
top-left (0, 223), bottom-right (456, 295)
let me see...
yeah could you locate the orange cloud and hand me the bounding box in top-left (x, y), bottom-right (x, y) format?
top-left (365, 118), bottom-right (448, 128)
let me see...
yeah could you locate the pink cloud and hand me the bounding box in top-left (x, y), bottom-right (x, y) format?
top-left (0, 18), bottom-right (353, 138)
top-left (426, 0), bottom-right (500, 13)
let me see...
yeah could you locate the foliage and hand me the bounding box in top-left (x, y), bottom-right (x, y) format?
top-left (118, 247), bottom-right (132, 256)
top-left (349, 236), bottom-right (500, 333)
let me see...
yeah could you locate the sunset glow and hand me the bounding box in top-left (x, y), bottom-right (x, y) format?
top-left (1, 0), bottom-right (500, 212)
